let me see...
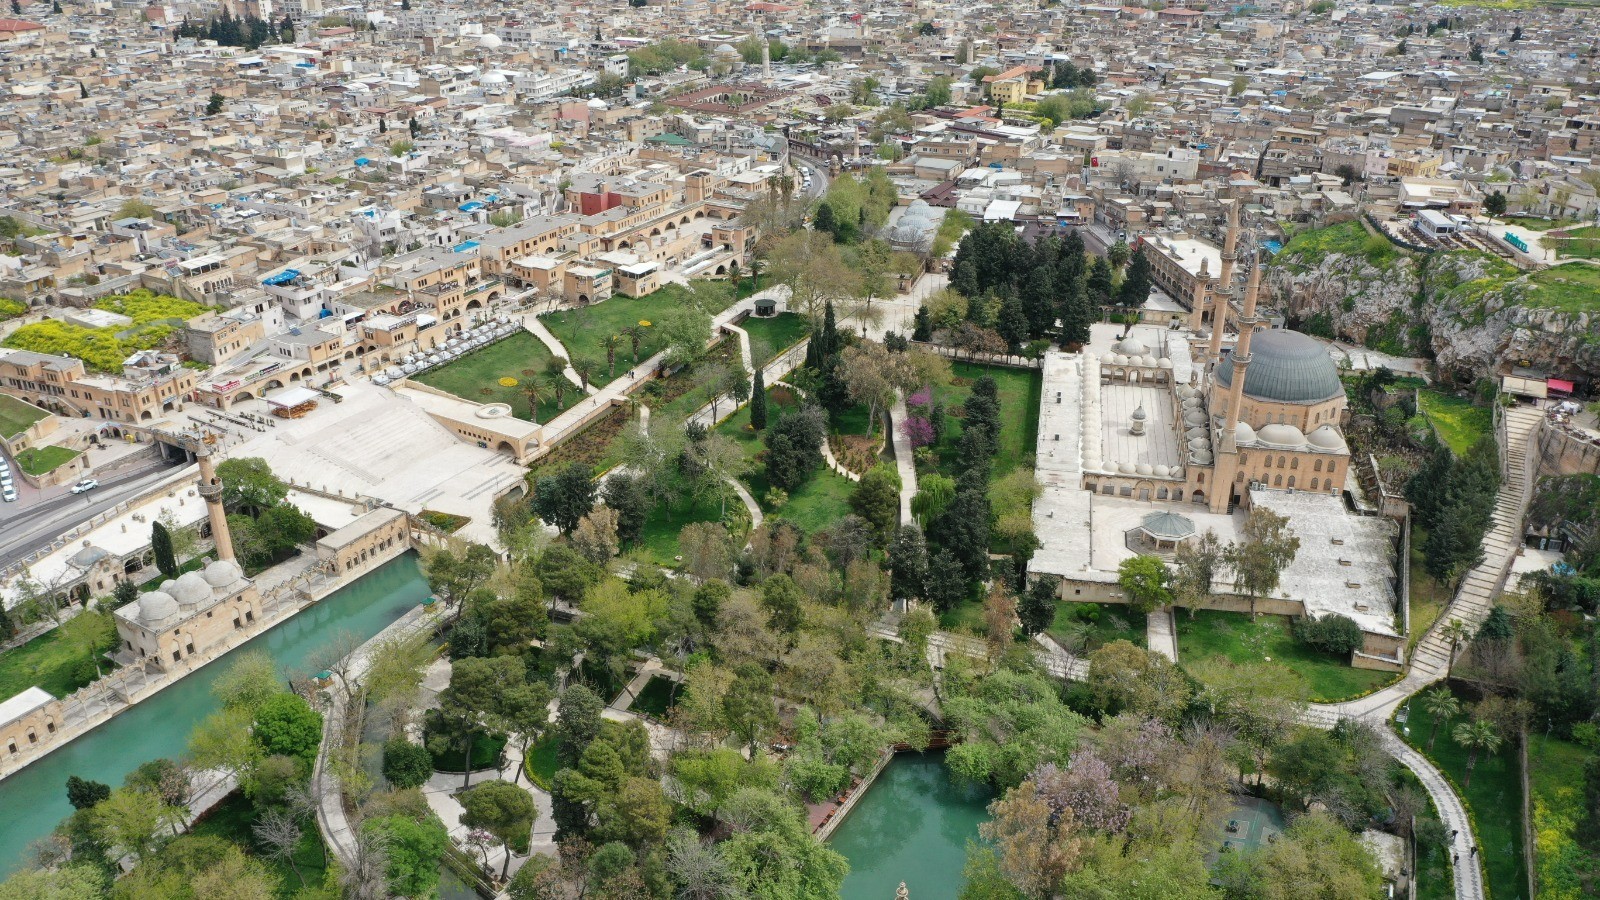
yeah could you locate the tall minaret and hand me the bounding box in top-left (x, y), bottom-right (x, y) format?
top-left (195, 444), bottom-right (237, 563)
top-left (1205, 199), bottom-right (1241, 365)
top-left (1219, 247), bottom-right (1263, 454)
top-left (761, 33), bottom-right (771, 79)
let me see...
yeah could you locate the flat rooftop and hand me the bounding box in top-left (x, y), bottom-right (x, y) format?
top-left (1249, 488), bottom-right (1400, 637)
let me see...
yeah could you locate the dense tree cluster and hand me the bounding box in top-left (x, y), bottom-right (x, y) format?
top-left (1406, 435), bottom-right (1501, 587)
top-left (172, 10), bottom-right (289, 49)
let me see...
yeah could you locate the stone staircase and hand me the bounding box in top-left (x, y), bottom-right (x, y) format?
top-left (1405, 405), bottom-right (1541, 682)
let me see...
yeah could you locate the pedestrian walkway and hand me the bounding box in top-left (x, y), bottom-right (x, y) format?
top-left (887, 394), bottom-right (918, 525)
top-left (519, 316), bottom-right (594, 395)
top-left (1145, 608), bottom-right (1177, 662)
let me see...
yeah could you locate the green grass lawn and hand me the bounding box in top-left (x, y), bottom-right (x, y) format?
top-left (1526, 732), bottom-right (1597, 898)
top-left (712, 383), bottom-right (854, 535)
top-left (629, 675), bottom-right (680, 720)
top-left (0, 617), bottom-right (116, 703)
top-left (1550, 225), bottom-right (1600, 260)
top-left (189, 792), bottom-right (329, 900)
top-left (138, 551), bottom-right (215, 592)
top-left (541, 284), bottom-right (701, 377)
top-left (14, 444), bottom-right (79, 476)
top-left (644, 338), bottom-right (743, 425)
top-left (1525, 263), bottom-right (1600, 314)
top-left (938, 595), bottom-right (988, 634)
top-left (412, 331), bottom-right (565, 422)
top-left (1176, 610), bottom-right (1397, 702)
top-left (634, 495), bottom-right (729, 567)
top-left (0, 393), bottom-right (47, 440)
top-left (1399, 691), bottom-right (1525, 900)
top-left (740, 312), bottom-right (810, 369)
top-left (1502, 215), bottom-right (1582, 231)
top-left (523, 734), bottom-right (561, 790)
top-left (1417, 390), bottom-right (1492, 456)
top-left (1408, 525), bottom-right (1450, 656)
top-left (1047, 602), bottom-right (1144, 653)
top-left (928, 362), bottom-right (1042, 482)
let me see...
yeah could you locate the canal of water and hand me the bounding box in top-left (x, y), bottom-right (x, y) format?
top-left (829, 750), bottom-right (993, 900)
top-left (0, 553), bottom-right (430, 876)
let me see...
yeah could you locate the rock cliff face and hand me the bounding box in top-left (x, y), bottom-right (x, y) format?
top-left (1267, 240), bottom-right (1599, 384)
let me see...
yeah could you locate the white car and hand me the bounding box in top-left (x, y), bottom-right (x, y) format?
top-left (1, 487), bottom-right (15, 503)
top-left (70, 478), bottom-right (99, 494)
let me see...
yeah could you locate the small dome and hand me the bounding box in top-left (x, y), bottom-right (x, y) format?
top-left (203, 559), bottom-right (245, 588)
top-left (1191, 449), bottom-right (1214, 464)
top-left (1183, 409), bottom-right (1207, 427)
top-left (481, 71), bottom-right (507, 86)
top-left (159, 579), bottom-right (176, 593)
top-left (1135, 463), bottom-right (1153, 476)
top-left (1158, 358), bottom-right (1173, 369)
top-left (906, 199), bottom-right (932, 216)
top-left (1116, 336), bottom-right (1149, 356)
top-left (138, 592), bottom-right (179, 625)
top-left (171, 571), bottom-right (211, 607)
top-left (587, 97), bottom-right (608, 109)
top-left (1131, 405), bottom-right (1147, 421)
top-left (1153, 465), bottom-right (1171, 477)
top-left (1183, 397), bottom-right (1202, 410)
top-left (1171, 467), bottom-right (1184, 480)
top-left (1138, 354), bottom-right (1157, 367)
top-left (1176, 386), bottom-right (1196, 400)
top-left (1189, 437), bottom-right (1211, 451)
top-left (1234, 421), bottom-right (1257, 444)
top-left (1108, 353), bottom-right (1125, 366)
top-left (478, 33), bottom-right (503, 49)
top-left (714, 43), bottom-right (738, 56)
top-left (1118, 462), bottom-right (1136, 475)
top-left (1308, 424), bottom-right (1346, 451)
top-left (1256, 423), bottom-right (1307, 449)
top-left (1185, 425), bottom-right (1207, 440)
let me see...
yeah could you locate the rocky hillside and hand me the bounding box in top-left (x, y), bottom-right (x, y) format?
top-left (1267, 220), bottom-right (1600, 385)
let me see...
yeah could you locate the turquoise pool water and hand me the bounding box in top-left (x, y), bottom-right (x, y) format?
top-left (830, 751), bottom-right (994, 900)
top-left (0, 554), bottom-right (429, 875)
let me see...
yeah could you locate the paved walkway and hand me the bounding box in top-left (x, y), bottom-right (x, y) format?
top-left (519, 317), bottom-right (595, 395)
top-left (887, 394), bottom-right (918, 525)
top-left (1145, 608), bottom-right (1177, 662)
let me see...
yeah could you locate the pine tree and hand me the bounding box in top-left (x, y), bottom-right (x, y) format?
top-left (11, 0), bottom-right (23, 15)
top-left (409, 116), bottom-right (421, 138)
top-left (1086, 256), bottom-right (1114, 307)
top-left (1117, 246), bottom-right (1153, 309)
top-left (814, 201), bottom-right (837, 239)
top-left (821, 300), bottom-right (839, 357)
top-left (152, 521), bottom-right (178, 579)
top-left (1059, 276), bottom-right (1091, 347)
top-left (912, 304), bottom-right (932, 342)
top-left (750, 368), bottom-right (768, 430)
top-left (79, 82), bottom-right (88, 99)
top-left (53, 0), bottom-right (63, 14)
top-left (379, 117), bottom-right (388, 134)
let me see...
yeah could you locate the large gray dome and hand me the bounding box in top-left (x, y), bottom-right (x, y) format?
top-left (1214, 329), bottom-right (1341, 404)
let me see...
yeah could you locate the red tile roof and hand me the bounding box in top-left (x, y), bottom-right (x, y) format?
top-left (0, 17), bottom-right (45, 32)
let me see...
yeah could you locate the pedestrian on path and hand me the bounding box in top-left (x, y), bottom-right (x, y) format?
top-left (1471, 846), bottom-right (1478, 858)
top-left (1452, 854), bottom-right (1458, 865)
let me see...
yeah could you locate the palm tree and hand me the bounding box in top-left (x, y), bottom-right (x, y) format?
top-left (600, 334), bottom-right (622, 378)
top-left (522, 381), bottom-right (545, 424)
top-left (1441, 618), bottom-right (1471, 676)
top-left (1421, 687), bottom-right (1461, 751)
top-left (545, 371), bottom-right (569, 409)
top-left (1452, 719), bottom-right (1503, 789)
top-left (574, 361), bottom-right (593, 392)
top-left (622, 325), bottom-right (645, 365)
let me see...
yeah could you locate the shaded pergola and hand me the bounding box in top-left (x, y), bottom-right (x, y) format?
top-left (1129, 510), bottom-right (1197, 554)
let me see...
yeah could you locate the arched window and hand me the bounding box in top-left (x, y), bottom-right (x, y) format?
top-left (1314, 459), bottom-right (1323, 472)
top-left (1274, 474), bottom-right (1282, 487)
top-left (1277, 455), bottom-right (1287, 468)
top-left (1262, 456), bottom-right (1272, 469)
top-left (1290, 457), bottom-right (1299, 470)
top-left (1288, 476), bottom-right (1296, 488)
top-left (1310, 478), bottom-right (1319, 490)
top-left (1239, 452), bottom-right (1249, 465)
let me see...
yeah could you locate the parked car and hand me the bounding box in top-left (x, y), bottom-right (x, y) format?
top-left (70, 478), bottom-right (100, 494)
top-left (2, 487), bottom-right (16, 503)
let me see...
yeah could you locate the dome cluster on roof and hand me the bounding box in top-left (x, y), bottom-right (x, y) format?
top-left (1256, 423), bottom-right (1307, 449)
top-left (1214, 329), bottom-right (1342, 404)
top-left (138, 591), bottom-right (179, 625)
top-left (887, 205), bottom-right (938, 250)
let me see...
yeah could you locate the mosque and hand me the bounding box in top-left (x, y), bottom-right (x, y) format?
top-left (1030, 202), bottom-right (1405, 669)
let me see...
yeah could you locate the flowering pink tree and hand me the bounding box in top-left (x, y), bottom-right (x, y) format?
top-left (1031, 752), bottom-right (1130, 834)
top-left (899, 415), bottom-right (935, 448)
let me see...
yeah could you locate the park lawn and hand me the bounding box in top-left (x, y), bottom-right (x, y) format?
top-left (939, 595), bottom-right (988, 634)
top-left (1175, 610), bottom-right (1397, 702)
top-left (0, 393), bottom-right (47, 440)
top-left (412, 331), bottom-right (565, 423)
top-left (1525, 263), bottom-right (1600, 314)
top-left (1047, 602), bottom-right (1144, 653)
top-left (523, 734), bottom-right (561, 790)
top-left (1399, 692), bottom-right (1525, 900)
top-left (928, 362), bottom-right (1042, 482)
top-left (1417, 390), bottom-right (1492, 456)
top-left (645, 338), bottom-right (743, 426)
top-left (188, 791), bottom-right (329, 900)
top-left (1502, 215), bottom-right (1582, 231)
top-left (15, 445), bottom-right (79, 476)
top-left (711, 384), bottom-right (851, 535)
top-left (0, 620), bottom-right (114, 703)
top-left (1526, 732), bottom-right (1597, 898)
top-left (740, 312), bottom-right (810, 369)
top-left (1550, 224), bottom-right (1600, 260)
top-left (634, 495), bottom-right (729, 567)
top-left (629, 675), bottom-right (680, 719)
top-left (540, 284), bottom-right (703, 377)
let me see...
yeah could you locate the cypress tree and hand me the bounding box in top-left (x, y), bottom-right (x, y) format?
top-left (750, 368), bottom-right (768, 430)
top-left (151, 521), bottom-right (178, 579)
top-left (821, 301), bottom-right (838, 357)
top-left (912, 304), bottom-right (932, 342)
